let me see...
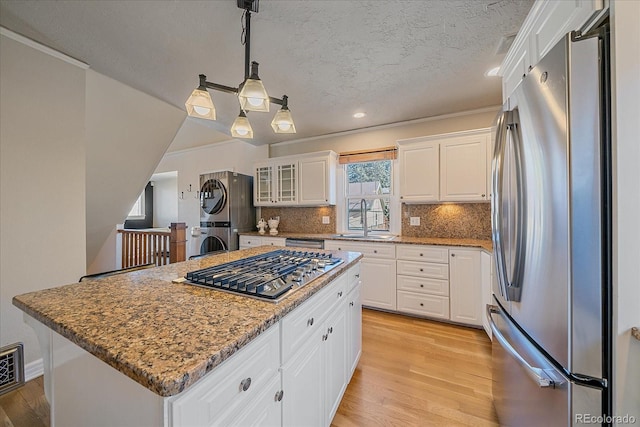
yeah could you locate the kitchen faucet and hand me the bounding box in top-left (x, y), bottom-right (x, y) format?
top-left (360, 199), bottom-right (368, 237)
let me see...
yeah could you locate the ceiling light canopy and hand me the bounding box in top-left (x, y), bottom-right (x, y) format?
top-left (353, 112), bottom-right (366, 119)
top-left (184, 0), bottom-right (295, 139)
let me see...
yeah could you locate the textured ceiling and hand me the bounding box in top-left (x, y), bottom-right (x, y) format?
top-left (0, 0), bottom-right (533, 147)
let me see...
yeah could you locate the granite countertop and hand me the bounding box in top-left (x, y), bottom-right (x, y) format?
top-left (239, 231), bottom-right (493, 252)
top-left (13, 247), bottom-right (362, 397)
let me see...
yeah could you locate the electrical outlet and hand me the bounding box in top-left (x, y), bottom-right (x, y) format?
top-left (322, 216), bottom-right (330, 224)
top-left (410, 217), bottom-right (421, 226)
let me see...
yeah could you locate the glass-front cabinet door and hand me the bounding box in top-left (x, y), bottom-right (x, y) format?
top-left (276, 162), bottom-right (297, 205)
top-left (255, 164), bottom-right (274, 206)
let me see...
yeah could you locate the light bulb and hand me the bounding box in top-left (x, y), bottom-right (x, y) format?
top-left (193, 106), bottom-right (211, 116)
top-left (277, 122), bottom-right (292, 131)
top-left (248, 97), bottom-right (264, 107)
top-left (235, 127), bottom-right (249, 136)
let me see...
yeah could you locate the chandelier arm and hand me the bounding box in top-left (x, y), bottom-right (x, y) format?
top-left (268, 96), bottom-right (285, 106)
top-left (204, 81), bottom-right (239, 95)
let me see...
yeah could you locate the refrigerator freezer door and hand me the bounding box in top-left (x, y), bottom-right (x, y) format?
top-left (488, 301), bottom-right (570, 427)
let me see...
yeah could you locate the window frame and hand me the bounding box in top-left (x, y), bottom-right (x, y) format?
top-left (126, 191), bottom-right (146, 220)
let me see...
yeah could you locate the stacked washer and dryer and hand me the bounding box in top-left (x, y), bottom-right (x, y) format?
top-left (199, 171), bottom-right (255, 254)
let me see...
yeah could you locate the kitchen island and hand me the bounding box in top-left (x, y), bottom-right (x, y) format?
top-left (13, 246), bottom-right (363, 427)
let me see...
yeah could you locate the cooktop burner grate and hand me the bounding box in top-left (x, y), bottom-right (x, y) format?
top-left (183, 249), bottom-right (343, 301)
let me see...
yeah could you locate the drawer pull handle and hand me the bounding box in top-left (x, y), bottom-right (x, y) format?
top-left (274, 390), bottom-right (284, 402)
top-left (307, 317), bottom-right (314, 326)
top-left (240, 377), bottom-right (252, 392)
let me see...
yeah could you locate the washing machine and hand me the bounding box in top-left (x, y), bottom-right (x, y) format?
top-left (199, 221), bottom-right (233, 254)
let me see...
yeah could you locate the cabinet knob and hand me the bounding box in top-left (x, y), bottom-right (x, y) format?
top-left (419, 268), bottom-right (424, 272)
top-left (307, 317), bottom-right (314, 326)
top-left (328, 326), bottom-right (333, 334)
top-left (240, 377), bottom-right (252, 392)
top-left (350, 301), bottom-right (354, 306)
top-left (419, 253), bottom-right (423, 257)
top-left (420, 284), bottom-right (424, 288)
top-left (274, 390), bottom-right (284, 402)
top-left (420, 303), bottom-right (424, 307)
top-left (528, 65), bottom-right (533, 72)
top-left (322, 334), bottom-right (328, 341)
top-left (373, 250), bottom-right (378, 254)
top-left (355, 274), bottom-right (360, 278)
top-left (482, 194), bottom-right (486, 198)
top-left (451, 254), bottom-right (456, 257)
top-left (400, 196), bottom-right (404, 199)
top-left (338, 247), bottom-right (342, 251)
top-left (522, 73), bottom-right (526, 79)
top-left (338, 291), bottom-right (343, 298)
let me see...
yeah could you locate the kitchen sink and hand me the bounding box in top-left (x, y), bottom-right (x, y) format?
top-left (330, 234), bottom-right (396, 241)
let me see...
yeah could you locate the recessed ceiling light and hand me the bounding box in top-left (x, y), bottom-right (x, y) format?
top-left (485, 66), bottom-right (500, 77)
top-left (353, 112), bottom-right (366, 118)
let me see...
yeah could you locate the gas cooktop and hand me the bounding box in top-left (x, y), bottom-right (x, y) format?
top-left (181, 249), bottom-right (343, 302)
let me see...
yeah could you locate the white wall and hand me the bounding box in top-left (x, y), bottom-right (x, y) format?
top-left (269, 107), bottom-right (498, 157)
top-left (152, 172), bottom-right (179, 228)
top-left (611, 0), bottom-right (640, 419)
top-left (85, 70), bottom-right (185, 273)
top-left (0, 32), bottom-right (87, 364)
top-left (154, 137), bottom-right (268, 257)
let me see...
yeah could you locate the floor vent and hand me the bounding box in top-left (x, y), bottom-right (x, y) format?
top-left (0, 343), bottom-right (24, 396)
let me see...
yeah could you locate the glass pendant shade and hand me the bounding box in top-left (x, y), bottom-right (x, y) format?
top-left (238, 78), bottom-right (270, 112)
top-left (270, 107), bottom-right (296, 134)
top-left (185, 88), bottom-right (216, 120)
top-left (231, 112), bottom-right (254, 139)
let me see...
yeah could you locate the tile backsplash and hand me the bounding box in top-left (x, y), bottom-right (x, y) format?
top-left (260, 206), bottom-right (337, 234)
top-left (401, 203), bottom-right (491, 240)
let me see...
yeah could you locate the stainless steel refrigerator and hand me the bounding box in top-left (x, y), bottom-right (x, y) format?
top-left (488, 25), bottom-right (612, 427)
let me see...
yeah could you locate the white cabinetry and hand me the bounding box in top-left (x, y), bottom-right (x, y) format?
top-left (396, 245), bottom-right (450, 319)
top-left (449, 249), bottom-right (483, 326)
top-left (398, 141), bottom-right (439, 203)
top-left (324, 240), bottom-right (396, 311)
top-left (346, 264), bottom-right (362, 377)
top-left (397, 128), bottom-right (491, 203)
top-left (440, 133), bottom-right (489, 202)
top-left (480, 251), bottom-right (493, 339)
top-left (254, 161), bottom-right (298, 206)
top-left (501, 0), bottom-right (604, 101)
top-left (298, 154), bottom-right (337, 205)
top-left (281, 268), bottom-right (355, 427)
top-left (254, 151), bottom-right (337, 207)
top-left (170, 325), bottom-right (281, 427)
top-left (239, 235), bottom-right (286, 250)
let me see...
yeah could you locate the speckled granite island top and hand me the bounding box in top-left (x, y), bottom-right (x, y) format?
top-left (12, 247), bottom-right (362, 397)
top-left (240, 231), bottom-right (493, 252)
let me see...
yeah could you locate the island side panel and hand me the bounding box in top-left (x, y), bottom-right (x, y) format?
top-left (50, 329), bottom-right (165, 427)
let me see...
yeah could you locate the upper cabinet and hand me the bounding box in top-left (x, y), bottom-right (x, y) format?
top-left (398, 128), bottom-right (491, 203)
top-left (501, 0), bottom-right (606, 100)
top-left (254, 151), bottom-right (337, 207)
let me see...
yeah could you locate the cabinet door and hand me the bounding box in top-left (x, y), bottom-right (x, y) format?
top-left (347, 284), bottom-right (362, 377)
top-left (239, 235), bottom-right (262, 249)
top-left (324, 304), bottom-right (348, 425)
top-left (360, 257), bottom-right (396, 310)
top-left (480, 251), bottom-right (493, 339)
top-left (299, 157), bottom-right (331, 205)
top-left (255, 164), bottom-right (274, 206)
top-left (217, 375), bottom-right (282, 427)
top-left (399, 141), bottom-right (439, 203)
top-left (282, 331), bottom-right (324, 427)
top-left (449, 249), bottom-right (482, 326)
top-left (440, 134), bottom-right (489, 202)
top-left (276, 162), bottom-right (297, 205)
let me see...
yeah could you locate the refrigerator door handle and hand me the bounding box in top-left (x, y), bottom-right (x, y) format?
top-left (492, 110), bottom-right (510, 300)
top-left (487, 304), bottom-right (563, 388)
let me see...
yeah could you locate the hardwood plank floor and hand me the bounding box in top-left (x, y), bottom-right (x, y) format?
top-left (0, 309), bottom-right (496, 427)
top-left (332, 309), bottom-right (498, 427)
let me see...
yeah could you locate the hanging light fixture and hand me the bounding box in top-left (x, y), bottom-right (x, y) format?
top-left (184, 0), bottom-right (295, 139)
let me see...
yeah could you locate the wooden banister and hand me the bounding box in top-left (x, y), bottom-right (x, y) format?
top-left (118, 222), bottom-right (186, 268)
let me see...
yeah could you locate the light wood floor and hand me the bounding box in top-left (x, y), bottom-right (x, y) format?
top-left (0, 309), bottom-right (497, 427)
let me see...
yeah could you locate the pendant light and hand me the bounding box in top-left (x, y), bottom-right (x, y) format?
top-left (184, 0), bottom-right (295, 139)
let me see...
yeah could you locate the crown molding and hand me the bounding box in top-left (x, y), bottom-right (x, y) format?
top-left (1, 27), bottom-right (89, 69)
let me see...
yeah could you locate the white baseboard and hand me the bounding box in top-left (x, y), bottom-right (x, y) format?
top-left (24, 358), bottom-right (44, 382)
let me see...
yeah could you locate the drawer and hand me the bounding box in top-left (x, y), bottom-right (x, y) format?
top-left (261, 237), bottom-right (286, 247)
top-left (170, 324), bottom-right (280, 426)
top-left (281, 273), bottom-right (347, 363)
top-left (396, 245), bottom-right (448, 263)
top-left (239, 236), bottom-right (262, 247)
top-left (397, 291), bottom-right (449, 319)
top-left (397, 275), bottom-right (449, 297)
top-left (325, 240), bottom-right (395, 259)
top-left (397, 260), bottom-right (449, 280)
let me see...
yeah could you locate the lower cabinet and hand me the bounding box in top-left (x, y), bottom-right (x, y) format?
top-left (217, 375), bottom-right (282, 427)
top-left (347, 283), bottom-right (362, 377)
top-left (449, 249), bottom-right (482, 326)
top-left (239, 235), bottom-right (286, 249)
top-left (480, 251), bottom-right (494, 339)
